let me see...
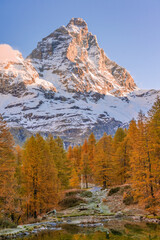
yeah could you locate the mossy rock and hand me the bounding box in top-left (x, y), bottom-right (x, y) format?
top-left (23, 226), bottom-right (34, 232)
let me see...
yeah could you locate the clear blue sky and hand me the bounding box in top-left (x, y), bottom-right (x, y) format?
top-left (0, 0), bottom-right (160, 89)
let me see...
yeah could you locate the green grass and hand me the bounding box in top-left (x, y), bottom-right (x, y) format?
top-left (146, 215), bottom-right (160, 220)
top-left (60, 213), bottom-right (115, 218)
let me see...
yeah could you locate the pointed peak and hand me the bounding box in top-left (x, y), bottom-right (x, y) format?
top-left (66, 18), bottom-right (88, 30)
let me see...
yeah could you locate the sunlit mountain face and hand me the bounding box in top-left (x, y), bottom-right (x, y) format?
top-left (0, 18), bottom-right (160, 145)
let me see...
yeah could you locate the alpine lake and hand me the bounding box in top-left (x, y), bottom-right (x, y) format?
top-left (14, 220), bottom-right (160, 240)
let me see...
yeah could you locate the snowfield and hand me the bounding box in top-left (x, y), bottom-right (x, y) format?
top-left (0, 18), bottom-right (159, 144)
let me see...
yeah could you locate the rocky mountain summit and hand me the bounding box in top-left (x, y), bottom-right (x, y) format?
top-left (28, 18), bottom-right (136, 97)
top-left (0, 18), bottom-right (160, 145)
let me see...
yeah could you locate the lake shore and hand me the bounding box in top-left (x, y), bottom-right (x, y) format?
top-left (0, 186), bottom-right (160, 239)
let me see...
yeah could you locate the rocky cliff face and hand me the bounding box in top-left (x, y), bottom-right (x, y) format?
top-left (0, 19), bottom-right (159, 145)
top-left (0, 44), bottom-right (56, 97)
top-left (28, 18), bottom-right (136, 97)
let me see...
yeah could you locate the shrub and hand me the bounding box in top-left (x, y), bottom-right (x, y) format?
top-left (65, 190), bottom-right (82, 197)
top-left (123, 185), bottom-right (131, 190)
top-left (120, 185), bottom-right (131, 194)
top-left (65, 190), bottom-right (92, 198)
top-left (108, 187), bottom-right (120, 196)
top-left (110, 229), bottom-right (123, 236)
top-left (123, 192), bottom-right (134, 205)
top-left (79, 191), bottom-right (92, 198)
top-left (59, 196), bottom-right (85, 209)
top-left (0, 218), bottom-right (17, 229)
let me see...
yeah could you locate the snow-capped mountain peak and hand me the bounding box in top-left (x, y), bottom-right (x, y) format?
top-left (28, 18), bottom-right (136, 97)
top-left (0, 19), bottom-right (159, 145)
top-left (66, 17), bottom-right (88, 33)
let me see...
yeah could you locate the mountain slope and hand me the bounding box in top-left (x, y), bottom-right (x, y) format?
top-left (0, 19), bottom-right (159, 145)
top-left (0, 44), bottom-right (56, 96)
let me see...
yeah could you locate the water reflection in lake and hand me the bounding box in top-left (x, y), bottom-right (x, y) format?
top-left (18, 221), bottom-right (160, 240)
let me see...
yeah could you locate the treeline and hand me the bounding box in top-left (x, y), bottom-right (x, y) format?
top-left (0, 98), bottom-right (160, 223)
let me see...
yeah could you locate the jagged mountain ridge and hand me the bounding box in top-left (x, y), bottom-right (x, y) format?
top-left (0, 19), bottom-right (159, 145)
top-left (0, 44), bottom-right (56, 97)
top-left (28, 18), bottom-right (136, 97)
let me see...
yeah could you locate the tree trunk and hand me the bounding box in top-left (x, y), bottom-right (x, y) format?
top-left (85, 174), bottom-right (88, 188)
top-left (81, 174), bottom-right (83, 189)
top-left (34, 210), bottom-right (37, 219)
top-left (103, 180), bottom-right (106, 189)
top-left (147, 150), bottom-right (154, 198)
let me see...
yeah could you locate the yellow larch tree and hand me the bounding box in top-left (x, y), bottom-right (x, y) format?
top-left (80, 140), bottom-right (90, 188)
top-left (113, 128), bottom-right (129, 184)
top-left (93, 133), bottom-right (113, 189)
top-left (22, 134), bottom-right (58, 219)
top-left (47, 135), bottom-right (70, 189)
top-left (0, 115), bottom-right (17, 221)
top-left (88, 132), bottom-right (96, 177)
